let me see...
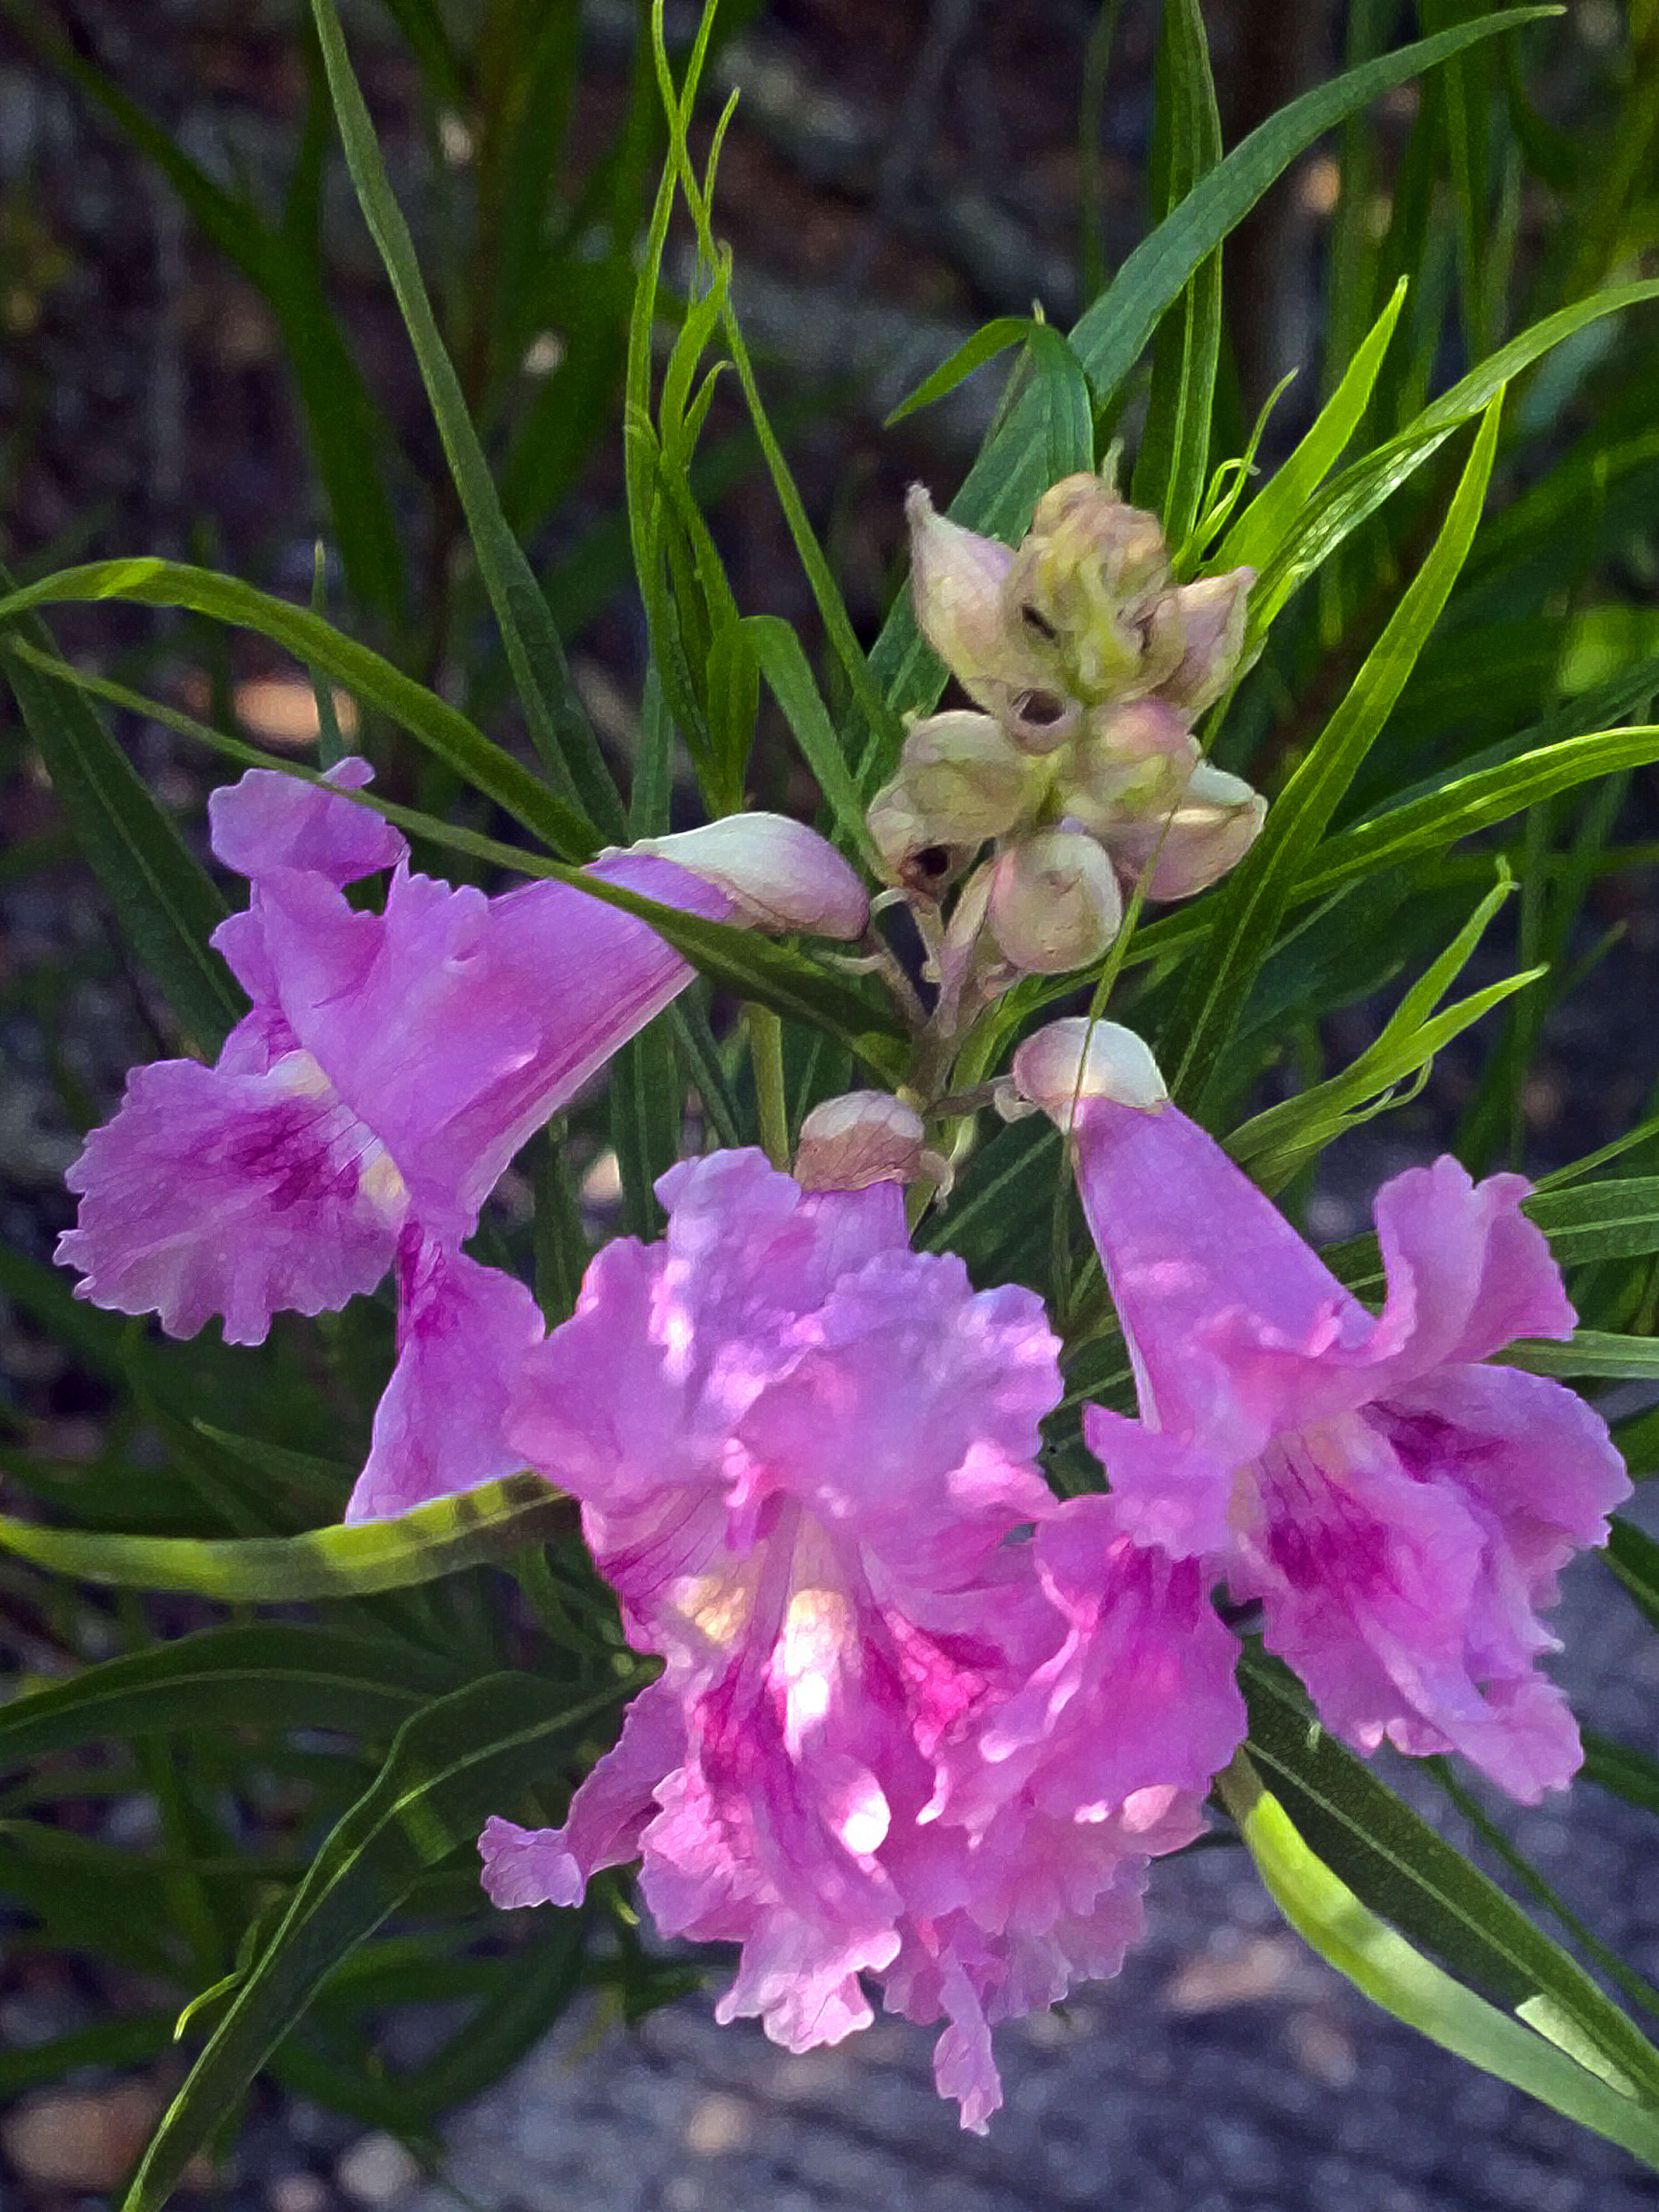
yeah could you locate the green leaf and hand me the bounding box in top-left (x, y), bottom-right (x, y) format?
top-left (0, 560), bottom-right (595, 860)
top-left (1218, 278), bottom-right (1407, 576)
top-left (647, 9), bottom-right (902, 772)
top-left (1130, 0), bottom-right (1224, 549)
top-left (0, 607), bottom-right (245, 1058)
top-left (1499, 1331), bottom-right (1659, 1381)
top-left (0, 1475), bottom-right (575, 1602)
top-left (1234, 1661), bottom-right (1659, 2160)
top-left (610, 1015), bottom-right (682, 1240)
top-left (1250, 277), bottom-right (1659, 636)
top-left (0, 1626), bottom-right (453, 1768)
top-left (1582, 1733), bottom-right (1659, 1818)
top-left (1221, 1750), bottom-right (1659, 2168)
top-left (121, 1668), bottom-right (648, 2212)
top-left (1300, 724), bottom-right (1659, 904)
top-left (1227, 873), bottom-right (1538, 1188)
top-left (884, 316), bottom-right (1049, 426)
top-left (0, 604), bottom-right (907, 1070)
top-left (1527, 1180), bottom-right (1659, 1266)
top-left (1167, 395), bottom-right (1504, 1108)
top-left (865, 8), bottom-right (1556, 744)
top-left (308, 0), bottom-right (622, 838)
top-left (1604, 1518), bottom-right (1659, 1634)
top-left (743, 615), bottom-right (882, 868)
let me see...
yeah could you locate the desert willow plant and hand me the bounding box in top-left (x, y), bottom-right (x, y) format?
top-left (6, 0), bottom-right (1659, 2198)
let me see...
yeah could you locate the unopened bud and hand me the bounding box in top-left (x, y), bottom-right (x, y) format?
top-left (986, 829), bottom-right (1123, 975)
top-left (986, 683), bottom-right (1084, 757)
top-left (1060, 700), bottom-right (1199, 835)
top-left (1011, 1016), bottom-right (1167, 1126)
top-left (795, 1091), bottom-right (926, 1191)
top-left (620, 814), bottom-right (869, 938)
top-left (867, 712), bottom-right (1041, 886)
top-left (1150, 569), bottom-right (1254, 714)
top-left (1004, 477), bottom-right (1174, 703)
top-left (906, 485), bottom-right (1052, 707)
top-left (1104, 762), bottom-right (1266, 901)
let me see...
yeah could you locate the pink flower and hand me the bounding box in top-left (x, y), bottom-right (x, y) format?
top-left (1014, 1018), bottom-right (1631, 1804)
top-left (57, 762), bottom-right (869, 1522)
top-left (480, 1148), bottom-right (1244, 2126)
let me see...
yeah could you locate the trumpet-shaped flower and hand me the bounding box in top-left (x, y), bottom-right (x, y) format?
top-left (480, 1148), bottom-right (1244, 2127)
top-left (1014, 1019), bottom-right (1629, 1803)
top-left (58, 762), bottom-right (869, 1522)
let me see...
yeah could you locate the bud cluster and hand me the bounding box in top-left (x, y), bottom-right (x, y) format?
top-left (870, 473), bottom-right (1264, 994)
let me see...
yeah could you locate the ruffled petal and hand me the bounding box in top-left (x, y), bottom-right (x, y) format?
top-left (345, 1241), bottom-right (546, 1523)
top-left (480, 1682), bottom-right (687, 1908)
top-left (208, 757), bottom-right (406, 886)
top-left (1369, 1157), bottom-right (1576, 1381)
top-left (57, 1047), bottom-right (402, 1345)
top-left (1232, 1410), bottom-right (1585, 1802)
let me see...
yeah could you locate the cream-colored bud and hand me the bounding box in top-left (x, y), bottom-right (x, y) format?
top-left (906, 485), bottom-right (1053, 707)
top-left (1011, 1015), bottom-right (1167, 1125)
top-left (985, 828), bottom-right (1123, 976)
top-left (1153, 568), bottom-right (1254, 714)
top-left (979, 682), bottom-right (1085, 756)
top-left (622, 814), bottom-right (870, 938)
top-left (1105, 762), bottom-right (1266, 901)
top-left (866, 712), bottom-right (1040, 884)
top-left (1060, 700), bottom-right (1199, 834)
top-left (1004, 474), bottom-right (1174, 704)
top-left (795, 1091), bottom-right (927, 1191)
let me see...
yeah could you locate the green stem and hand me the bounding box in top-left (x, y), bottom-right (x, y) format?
top-left (748, 1004), bottom-right (790, 1169)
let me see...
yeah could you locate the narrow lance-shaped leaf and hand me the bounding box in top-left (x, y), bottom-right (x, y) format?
top-left (1218, 278), bottom-right (1408, 576)
top-left (1165, 394), bottom-right (1504, 1109)
top-left (1219, 1748), bottom-right (1659, 2170)
top-left (0, 560), bottom-right (594, 859)
top-left (0, 573), bottom-right (906, 1069)
top-left (0, 598), bottom-right (245, 1058)
top-left (1130, 0), bottom-right (1224, 549)
top-left (121, 1668), bottom-right (651, 2212)
top-left (864, 8), bottom-right (1555, 744)
top-left (308, 0), bottom-right (623, 839)
top-left (0, 1476), bottom-right (576, 1603)
top-left (1249, 277), bottom-right (1659, 637)
top-left (0, 1625), bottom-right (456, 1768)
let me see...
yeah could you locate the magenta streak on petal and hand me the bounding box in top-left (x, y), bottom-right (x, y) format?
top-left (486, 1147), bottom-right (1245, 2126)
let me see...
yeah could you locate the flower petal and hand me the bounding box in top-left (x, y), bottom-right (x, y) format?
top-left (345, 1241), bottom-right (546, 1523)
top-left (57, 1043), bottom-right (401, 1345)
top-left (208, 757), bottom-right (406, 886)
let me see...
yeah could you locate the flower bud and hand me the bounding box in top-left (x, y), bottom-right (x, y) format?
top-left (1104, 763), bottom-right (1266, 902)
top-left (866, 712), bottom-right (1041, 886)
top-left (983, 683), bottom-right (1084, 757)
top-left (906, 485), bottom-right (1052, 706)
top-left (1004, 474), bottom-right (1173, 702)
top-left (1011, 1016), bottom-right (1167, 1125)
top-left (1150, 569), bottom-right (1254, 714)
top-left (1060, 700), bottom-right (1199, 835)
top-left (985, 829), bottom-right (1123, 976)
top-left (620, 814), bottom-right (869, 938)
top-left (795, 1091), bottom-right (927, 1191)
